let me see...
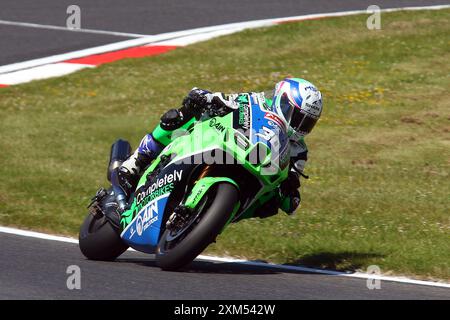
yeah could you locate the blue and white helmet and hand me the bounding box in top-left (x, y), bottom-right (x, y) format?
top-left (272, 78), bottom-right (323, 138)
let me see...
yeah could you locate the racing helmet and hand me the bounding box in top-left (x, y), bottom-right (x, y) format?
top-left (272, 78), bottom-right (323, 138)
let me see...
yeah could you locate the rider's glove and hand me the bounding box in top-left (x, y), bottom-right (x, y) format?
top-left (208, 93), bottom-right (239, 116)
top-left (182, 88), bottom-right (211, 115)
top-left (182, 88), bottom-right (238, 118)
top-left (279, 170), bottom-right (301, 215)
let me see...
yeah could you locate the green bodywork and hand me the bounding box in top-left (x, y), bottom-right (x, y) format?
top-left (120, 94), bottom-right (290, 230)
top-left (184, 177), bottom-right (239, 209)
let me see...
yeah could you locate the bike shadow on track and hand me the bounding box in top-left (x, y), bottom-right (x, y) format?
top-left (115, 251), bottom-right (384, 275)
top-left (288, 251), bottom-right (385, 273)
top-left (115, 256), bottom-right (285, 275)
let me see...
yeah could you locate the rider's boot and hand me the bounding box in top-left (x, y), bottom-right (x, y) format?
top-left (118, 133), bottom-right (164, 196)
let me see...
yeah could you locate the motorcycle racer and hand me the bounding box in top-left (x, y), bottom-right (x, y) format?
top-left (118, 78), bottom-right (323, 218)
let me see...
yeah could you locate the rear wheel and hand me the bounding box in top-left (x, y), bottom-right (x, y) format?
top-left (156, 183), bottom-right (239, 271)
top-left (79, 212), bottom-right (128, 261)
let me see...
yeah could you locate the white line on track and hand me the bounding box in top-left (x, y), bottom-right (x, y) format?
top-left (0, 4), bottom-right (449, 76)
top-left (1, 225), bottom-right (449, 289)
top-left (0, 19), bottom-right (151, 38)
top-left (0, 62), bottom-right (94, 85)
top-left (0, 226), bottom-right (78, 244)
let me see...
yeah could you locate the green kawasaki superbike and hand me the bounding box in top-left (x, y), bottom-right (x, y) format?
top-left (79, 93), bottom-right (290, 270)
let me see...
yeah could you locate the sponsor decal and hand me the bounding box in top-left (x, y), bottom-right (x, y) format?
top-left (135, 199), bottom-right (159, 236)
top-left (129, 226), bottom-right (136, 239)
top-left (190, 186), bottom-right (205, 205)
top-left (209, 118), bottom-right (226, 133)
top-left (264, 112), bottom-right (287, 133)
top-left (136, 169), bottom-right (183, 205)
top-left (121, 169), bottom-right (184, 229)
top-left (236, 94), bottom-right (249, 104)
top-left (233, 93), bottom-right (252, 139)
top-left (252, 92), bottom-right (269, 110)
top-left (305, 102), bottom-right (321, 114)
top-left (238, 104), bottom-right (251, 130)
top-left (304, 85), bottom-right (318, 92)
top-left (136, 216), bottom-right (143, 236)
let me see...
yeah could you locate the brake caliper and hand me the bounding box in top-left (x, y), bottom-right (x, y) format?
top-left (87, 188), bottom-right (108, 218)
top-left (166, 205), bottom-right (191, 231)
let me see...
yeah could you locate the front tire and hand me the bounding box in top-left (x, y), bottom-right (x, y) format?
top-left (156, 183), bottom-right (239, 271)
top-left (79, 212), bottom-right (128, 261)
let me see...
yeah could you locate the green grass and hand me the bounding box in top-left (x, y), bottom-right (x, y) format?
top-left (1, 9), bottom-right (449, 280)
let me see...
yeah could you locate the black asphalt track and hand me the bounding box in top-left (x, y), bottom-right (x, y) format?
top-left (1, 233), bottom-right (449, 299)
top-left (0, 0), bottom-right (448, 65)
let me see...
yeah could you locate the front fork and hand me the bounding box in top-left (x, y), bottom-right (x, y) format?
top-left (110, 168), bottom-right (128, 212)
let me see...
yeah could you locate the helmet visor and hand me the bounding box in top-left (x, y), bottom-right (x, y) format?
top-left (280, 93), bottom-right (294, 123)
top-left (291, 109), bottom-right (318, 135)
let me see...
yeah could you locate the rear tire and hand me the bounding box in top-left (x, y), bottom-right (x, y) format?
top-left (79, 212), bottom-right (128, 261)
top-left (156, 183), bottom-right (239, 271)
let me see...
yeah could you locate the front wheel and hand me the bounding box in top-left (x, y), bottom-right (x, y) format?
top-left (156, 183), bottom-right (239, 271)
top-left (79, 212), bottom-right (128, 261)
